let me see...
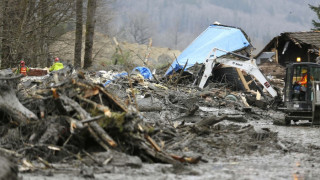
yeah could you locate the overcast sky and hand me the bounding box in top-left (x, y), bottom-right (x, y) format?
top-left (108, 0), bottom-right (319, 53)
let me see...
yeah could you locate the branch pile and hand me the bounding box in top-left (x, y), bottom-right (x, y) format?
top-left (0, 71), bottom-right (202, 171)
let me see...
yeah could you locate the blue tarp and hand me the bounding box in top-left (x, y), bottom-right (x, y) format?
top-left (132, 67), bottom-right (153, 80)
top-left (165, 24), bottom-right (251, 75)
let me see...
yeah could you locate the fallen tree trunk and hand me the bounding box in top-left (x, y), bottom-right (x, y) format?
top-left (0, 83), bottom-right (38, 124)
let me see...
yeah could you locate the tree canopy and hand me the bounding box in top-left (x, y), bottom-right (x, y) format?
top-left (310, 4), bottom-right (320, 30)
top-left (0, 0), bottom-right (75, 68)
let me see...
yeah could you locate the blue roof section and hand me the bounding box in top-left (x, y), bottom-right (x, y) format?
top-left (165, 24), bottom-right (251, 75)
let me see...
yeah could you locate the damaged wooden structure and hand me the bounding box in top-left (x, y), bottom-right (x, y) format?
top-left (256, 31), bottom-right (320, 66)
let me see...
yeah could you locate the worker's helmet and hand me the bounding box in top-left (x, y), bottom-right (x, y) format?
top-left (302, 69), bottom-right (307, 74)
top-left (55, 57), bottom-right (59, 62)
top-left (20, 60), bottom-right (25, 65)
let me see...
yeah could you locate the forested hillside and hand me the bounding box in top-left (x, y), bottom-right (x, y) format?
top-left (105, 0), bottom-right (319, 53)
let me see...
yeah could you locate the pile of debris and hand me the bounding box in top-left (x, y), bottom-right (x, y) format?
top-left (0, 66), bottom-right (286, 178)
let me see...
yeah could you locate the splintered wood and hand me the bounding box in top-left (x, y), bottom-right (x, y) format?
top-left (0, 74), bottom-right (200, 166)
top-left (59, 78), bottom-right (201, 164)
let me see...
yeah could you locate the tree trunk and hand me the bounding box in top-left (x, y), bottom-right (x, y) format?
top-left (74, 0), bottom-right (83, 68)
top-left (1, 0), bottom-right (12, 68)
top-left (0, 83), bottom-right (38, 124)
top-left (83, 0), bottom-right (96, 69)
top-left (39, 0), bottom-right (49, 67)
top-left (1, 1), bottom-right (75, 68)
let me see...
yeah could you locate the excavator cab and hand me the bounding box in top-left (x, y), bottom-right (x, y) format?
top-left (283, 62), bottom-right (320, 125)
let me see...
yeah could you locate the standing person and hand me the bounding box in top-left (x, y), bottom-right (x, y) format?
top-left (49, 57), bottom-right (64, 72)
top-left (15, 60), bottom-right (30, 76)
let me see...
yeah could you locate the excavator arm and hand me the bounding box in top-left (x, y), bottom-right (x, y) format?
top-left (198, 49), bottom-right (277, 98)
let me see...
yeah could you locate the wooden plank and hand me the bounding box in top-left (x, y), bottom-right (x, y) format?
top-left (256, 90), bottom-right (261, 100)
top-left (240, 94), bottom-right (251, 108)
top-left (236, 68), bottom-right (250, 91)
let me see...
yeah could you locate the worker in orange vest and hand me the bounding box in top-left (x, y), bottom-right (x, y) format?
top-left (297, 69), bottom-right (314, 88)
top-left (15, 60), bottom-right (30, 76)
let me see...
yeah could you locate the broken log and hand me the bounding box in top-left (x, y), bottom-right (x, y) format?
top-left (88, 122), bottom-right (117, 148)
top-left (88, 127), bottom-right (110, 151)
top-left (0, 147), bottom-right (22, 158)
top-left (0, 84), bottom-right (38, 124)
top-left (59, 94), bottom-right (117, 148)
top-left (138, 138), bottom-right (178, 164)
top-left (96, 85), bottom-right (128, 112)
top-left (76, 95), bottom-right (112, 117)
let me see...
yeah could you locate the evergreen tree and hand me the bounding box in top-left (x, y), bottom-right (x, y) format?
top-left (309, 4), bottom-right (320, 30)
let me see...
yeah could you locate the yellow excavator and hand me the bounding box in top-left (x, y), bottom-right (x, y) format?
top-left (282, 62), bottom-right (320, 125)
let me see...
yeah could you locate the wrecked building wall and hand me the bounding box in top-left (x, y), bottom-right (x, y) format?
top-left (278, 41), bottom-right (311, 66)
top-left (257, 32), bottom-right (320, 67)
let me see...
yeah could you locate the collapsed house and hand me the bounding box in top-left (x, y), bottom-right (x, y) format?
top-left (165, 23), bottom-right (253, 76)
top-left (256, 31), bottom-right (320, 66)
top-left (164, 23), bottom-right (279, 99)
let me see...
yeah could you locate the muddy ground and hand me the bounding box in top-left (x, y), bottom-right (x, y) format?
top-left (21, 116), bottom-right (320, 180)
top-left (1, 68), bottom-right (320, 180)
top-left (20, 119), bottom-right (320, 180)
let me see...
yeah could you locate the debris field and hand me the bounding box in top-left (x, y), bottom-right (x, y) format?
top-left (0, 65), bottom-right (320, 180)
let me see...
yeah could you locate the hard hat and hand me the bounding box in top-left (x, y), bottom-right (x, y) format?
top-left (55, 57), bottom-right (59, 62)
top-left (302, 69), bottom-right (307, 74)
top-left (20, 60), bottom-right (25, 65)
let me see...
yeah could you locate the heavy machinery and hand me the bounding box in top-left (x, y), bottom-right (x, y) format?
top-left (197, 48), bottom-right (320, 125)
top-left (282, 62), bottom-right (320, 125)
top-left (197, 48), bottom-right (278, 98)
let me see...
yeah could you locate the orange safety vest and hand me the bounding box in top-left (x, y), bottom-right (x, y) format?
top-left (299, 75), bottom-right (314, 87)
top-left (20, 67), bottom-right (27, 76)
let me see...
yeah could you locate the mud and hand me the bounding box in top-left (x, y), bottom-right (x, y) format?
top-left (20, 108), bottom-right (320, 180)
top-left (1, 69), bottom-right (320, 180)
top-left (21, 120), bottom-right (320, 180)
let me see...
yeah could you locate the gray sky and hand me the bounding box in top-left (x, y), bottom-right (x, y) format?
top-left (108, 0), bottom-right (319, 53)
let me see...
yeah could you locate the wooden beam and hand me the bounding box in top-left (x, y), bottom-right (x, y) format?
top-left (275, 49), bottom-right (278, 63)
top-left (236, 68), bottom-right (250, 91)
top-left (272, 48), bottom-right (278, 64)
